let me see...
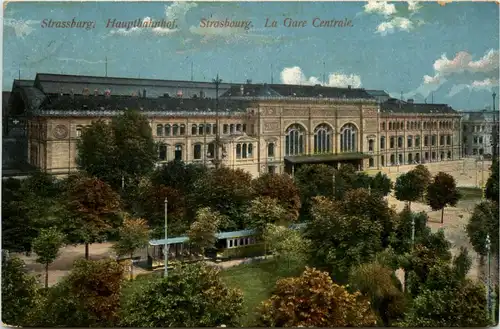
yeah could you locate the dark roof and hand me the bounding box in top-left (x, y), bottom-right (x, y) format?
top-left (221, 84), bottom-right (282, 97)
top-left (461, 110), bottom-right (498, 122)
top-left (284, 153), bottom-right (371, 164)
top-left (39, 94), bottom-right (252, 113)
top-left (381, 98), bottom-right (457, 114)
top-left (365, 90), bottom-right (390, 97)
top-left (33, 73), bottom-right (232, 99)
top-left (13, 79), bottom-right (35, 88)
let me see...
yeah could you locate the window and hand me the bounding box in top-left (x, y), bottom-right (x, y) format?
top-left (407, 136), bottom-right (413, 148)
top-left (192, 124), bottom-right (197, 135)
top-left (340, 123), bottom-right (358, 152)
top-left (285, 124), bottom-right (305, 156)
top-left (157, 124), bottom-right (163, 136)
top-left (390, 137), bottom-right (395, 149)
top-left (198, 124), bottom-right (204, 135)
top-left (398, 154), bottom-right (403, 164)
top-left (268, 143), bottom-right (275, 157)
top-left (389, 122), bottom-right (393, 130)
top-left (408, 153), bottom-right (413, 163)
top-left (368, 139), bottom-right (374, 152)
top-left (207, 143), bottom-right (215, 158)
top-left (380, 136), bottom-right (386, 149)
top-left (180, 124), bottom-right (185, 135)
top-left (473, 148), bottom-right (478, 155)
top-left (175, 145), bottom-right (182, 161)
top-left (248, 144), bottom-right (253, 157)
top-left (381, 155), bottom-right (385, 166)
top-left (314, 124), bottom-right (332, 153)
top-left (406, 122), bottom-right (410, 130)
top-left (424, 135), bottom-right (429, 146)
top-left (193, 144), bottom-right (202, 160)
top-left (236, 124), bottom-right (242, 132)
top-left (440, 152), bottom-right (445, 160)
top-left (474, 136), bottom-right (478, 144)
top-left (236, 144), bottom-right (242, 159)
top-left (165, 124), bottom-right (171, 136)
top-left (205, 124), bottom-right (211, 134)
top-left (159, 144), bottom-right (167, 161)
top-left (242, 144), bottom-right (247, 158)
top-left (415, 153), bottom-right (420, 163)
top-left (212, 124), bottom-right (217, 135)
top-left (425, 152), bottom-right (429, 161)
top-left (447, 135), bottom-right (451, 145)
top-left (369, 157), bottom-right (374, 167)
top-left (432, 135), bottom-right (437, 146)
top-left (223, 124), bottom-right (229, 134)
top-left (390, 154), bottom-right (395, 165)
top-left (381, 122), bottom-right (386, 131)
top-left (479, 148), bottom-right (484, 155)
top-left (173, 124), bottom-right (179, 136)
top-left (415, 135), bottom-right (420, 147)
top-left (479, 136), bottom-right (483, 144)
top-left (447, 151), bottom-right (452, 159)
top-left (397, 136), bottom-right (403, 148)
top-left (440, 135), bottom-right (445, 146)
top-left (230, 124), bottom-right (235, 134)
top-left (432, 152), bottom-right (436, 160)
top-left (76, 126), bottom-right (83, 137)
top-left (242, 124), bottom-right (247, 132)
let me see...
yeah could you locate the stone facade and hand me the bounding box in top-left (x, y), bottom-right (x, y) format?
top-left (460, 109), bottom-right (499, 157)
top-left (26, 98), bottom-right (462, 177)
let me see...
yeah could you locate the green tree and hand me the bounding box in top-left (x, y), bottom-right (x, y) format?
top-left (121, 262), bottom-right (244, 327)
top-left (1, 254), bottom-right (41, 326)
top-left (307, 196), bottom-right (383, 283)
top-left (426, 172), bottom-right (460, 225)
top-left (294, 164), bottom-right (335, 219)
top-left (336, 188), bottom-right (397, 248)
top-left (252, 173), bottom-right (302, 222)
top-left (111, 109), bottom-right (158, 185)
top-left (395, 170), bottom-right (426, 210)
top-left (35, 259), bottom-right (125, 327)
top-left (257, 267), bottom-right (377, 327)
top-left (391, 209), bottom-right (429, 254)
top-left (151, 161), bottom-right (208, 194)
top-left (76, 120), bottom-right (118, 186)
top-left (485, 158), bottom-right (499, 203)
top-left (370, 172), bottom-right (393, 197)
top-left (263, 224), bottom-right (311, 271)
top-left (187, 207), bottom-right (223, 258)
top-left (466, 200), bottom-right (499, 256)
top-left (32, 228), bottom-right (66, 288)
top-left (112, 216), bottom-right (150, 279)
top-left (190, 167), bottom-right (254, 230)
top-left (349, 262), bottom-right (407, 326)
top-left (244, 197), bottom-right (288, 234)
top-left (66, 175), bottom-right (121, 259)
top-left (413, 164), bottom-right (432, 202)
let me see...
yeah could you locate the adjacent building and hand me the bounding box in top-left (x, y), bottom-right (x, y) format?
top-left (460, 108), bottom-right (499, 157)
top-left (6, 73), bottom-right (463, 177)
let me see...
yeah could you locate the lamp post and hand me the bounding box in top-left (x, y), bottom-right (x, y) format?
top-left (212, 74), bottom-right (223, 170)
top-left (411, 214), bottom-right (415, 250)
top-left (486, 233), bottom-right (491, 316)
top-left (164, 197), bottom-right (168, 277)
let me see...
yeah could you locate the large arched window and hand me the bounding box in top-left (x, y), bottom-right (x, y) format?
top-left (314, 124), bottom-right (332, 153)
top-left (156, 124), bottom-right (163, 136)
top-left (285, 124), bottom-right (305, 156)
top-left (340, 123), bottom-right (358, 152)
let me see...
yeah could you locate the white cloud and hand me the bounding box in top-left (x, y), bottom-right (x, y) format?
top-left (407, 1), bottom-right (422, 12)
top-left (280, 66), bottom-right (362, 88)
top-left (4, 18), bottom-right (39, 38)
top-left (364, 1), bottom-right (397, 16)
top-left (376, 17), bottom-right (413, 35)
top-left (447, 79), bottom-right (499, 97)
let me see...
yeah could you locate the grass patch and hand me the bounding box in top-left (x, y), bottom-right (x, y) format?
top-left (458, 187), bottom-right (483, 201)
top-left (220, 259), bottom-right (303, 326)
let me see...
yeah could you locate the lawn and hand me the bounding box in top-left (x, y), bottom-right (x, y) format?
top-left (220, 259), bottom-right (303, 326)
top-left (457, 187), bottom-right (483, 201)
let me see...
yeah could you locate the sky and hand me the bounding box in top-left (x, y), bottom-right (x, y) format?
top-left (3, 1), bottom-right (499, 110)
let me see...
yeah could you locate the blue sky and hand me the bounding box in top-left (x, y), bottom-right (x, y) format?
top-left (3, 1), bottom-right (499, 110)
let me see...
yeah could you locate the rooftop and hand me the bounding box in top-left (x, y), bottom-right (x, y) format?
top-left (381, 98), bottom-right (457, 114)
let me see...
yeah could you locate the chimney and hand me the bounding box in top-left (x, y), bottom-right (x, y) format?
top-left (143, 89), bottom-right (146, 98)
top-left (408, 99), bottom-right (414, 104)
top-left (347, 85), bottom-right (352, 89)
